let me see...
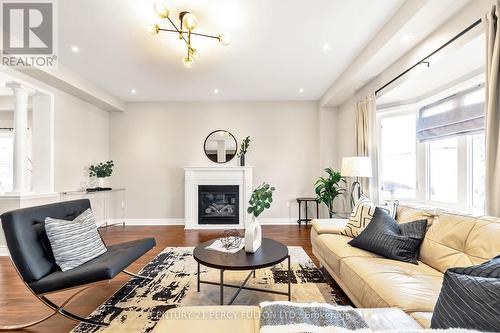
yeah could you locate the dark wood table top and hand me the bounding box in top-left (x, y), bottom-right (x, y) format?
top-left (296, 197), bottom-right (319, 201)
top-left (193, 238), bottom-right (288, 271)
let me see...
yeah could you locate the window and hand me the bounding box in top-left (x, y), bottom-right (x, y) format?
top-left (378, 101), bottom-right (486, 212)
top-left (471, 133), bottom-right (485, 208)
top-left (0, 132), bottom-right (14, 193)
top-left (428, 137), bottom-right (458, 203)
top-left (379, 113), bottom-right (416, 200)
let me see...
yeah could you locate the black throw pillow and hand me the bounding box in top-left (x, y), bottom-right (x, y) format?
top-left (348, 207), bottom-right (427, 264)
top-left (431, 256), bottom-right (500, 331)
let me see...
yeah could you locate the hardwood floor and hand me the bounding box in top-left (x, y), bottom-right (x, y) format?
top-left (0, 225), bottom-right (350, 332)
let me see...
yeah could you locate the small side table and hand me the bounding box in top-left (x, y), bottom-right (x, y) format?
top-left (296, 197), bottom-right (319, 226)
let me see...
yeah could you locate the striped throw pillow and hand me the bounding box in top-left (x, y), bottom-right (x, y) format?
top-left (341, 195), bottom-right (376, 238)
top-left (45, 209), bottom-right (107, 271)
top-left (431, 256), bottom-right (500, 331)
top-left (348, 207), bottom-right (427, 264)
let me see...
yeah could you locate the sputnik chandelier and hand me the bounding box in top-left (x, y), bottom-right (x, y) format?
top-left (147, 2), bottom-right (231, 68)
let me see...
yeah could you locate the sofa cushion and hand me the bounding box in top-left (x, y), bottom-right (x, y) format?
top-left (349, 207), bottom-right (427, 264)
top-left (313, 234), bottom-right (380, 272)
top-left (29, 238), bottom-right (156, 294)
top-left (311, 219), bottom-right (348, 235)
top-left (410, 312), bottom-right (432, 329)
top-left (396, 204), bottom-right (436, 225)
top-left (358, 308), bottom-right (423, 330)
top-left (419, 212), bottom-right (500, 273)
top-left (339, 257), bottom-right (443, 313)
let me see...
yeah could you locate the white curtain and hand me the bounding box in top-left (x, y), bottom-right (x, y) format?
top-left (355, 92), bottom-right (379, 203)
top-left (485, 0), bottom-right (500, 216)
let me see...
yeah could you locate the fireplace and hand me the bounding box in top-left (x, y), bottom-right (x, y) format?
top-left (198, 185), bottom-right (239, 225)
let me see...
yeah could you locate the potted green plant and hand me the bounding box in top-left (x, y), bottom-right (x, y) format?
top-left (245, 182), bottom-right (275, 253)
top-left (314, 168), bottom-right (346, 218)
top-left (89, 160), bottom-right (114, 188)
top-left (237, 136), bottom-right (251, 166)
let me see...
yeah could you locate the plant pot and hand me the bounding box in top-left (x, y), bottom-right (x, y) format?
top-left (97, 177), bottom-right (106, 188)
top-left (244, 216), bottom-right (262, 253)
top-left (240, 154), bottom-right (246, 166)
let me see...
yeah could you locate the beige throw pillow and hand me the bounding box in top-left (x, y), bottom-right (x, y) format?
top-left (341, 194), bottom-right (376, 238)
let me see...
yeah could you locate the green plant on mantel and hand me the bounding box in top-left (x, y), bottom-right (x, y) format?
top-left (237, 136), bottom-right (251, 157)
top-left (89, 161), bottom-right (114, 178)
top-left (247, 182), bottom-right (275, 217)
top-left (314, 168), bottom-right (346, 218)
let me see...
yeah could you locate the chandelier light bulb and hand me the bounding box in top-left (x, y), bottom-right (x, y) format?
top-left (153, 1), bottom-right (170, 19)
top-left (183, 56), bottom-right (194, 68)
top-left (218, 33), bottom-right (231, 46)
top-left (182, 13), bottom-right (198, 31)
top-left (146, 24), bottom-right (160, 35)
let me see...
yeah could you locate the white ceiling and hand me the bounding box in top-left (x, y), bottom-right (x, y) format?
top-left (377, 33), bottom-right (485, 106)
top-left (57, 0), bottom-right (405, 102)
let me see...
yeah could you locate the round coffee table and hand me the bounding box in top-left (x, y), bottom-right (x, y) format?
top-left (193, 238), bottom-right (291, 305)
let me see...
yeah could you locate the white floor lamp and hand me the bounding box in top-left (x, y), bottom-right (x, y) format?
top-left (341, 156), bottom-right (372, 208)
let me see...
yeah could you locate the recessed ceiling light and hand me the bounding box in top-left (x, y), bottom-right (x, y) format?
top-left (299, 88), bottom-right (304, 93)
top-left (213, 88), bottom-right (219, 94)
top-left (131, 89), bottom-right (137, 94)
top-left (71, 45), bottom-right (80, 53)
top-left (322, 43), bottom-right (329, 51)
top-left (400, 33), bottom-right (414, 44)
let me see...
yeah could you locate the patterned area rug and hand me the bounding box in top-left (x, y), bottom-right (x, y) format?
top-left (71, 246), bottom-right (339, 333)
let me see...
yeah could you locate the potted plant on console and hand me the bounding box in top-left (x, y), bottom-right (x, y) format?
top-left (89, 160), bottom-right (114, 189)
top-left (237, 136), bottom-right (251, 166)
top-left (314, 167), bottom-right (345, 218)
top-left (245, 182), bottom-right (275, 253)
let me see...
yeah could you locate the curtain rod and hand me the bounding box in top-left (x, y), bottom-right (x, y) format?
top-left (375, 18), bottom-right (483, 96)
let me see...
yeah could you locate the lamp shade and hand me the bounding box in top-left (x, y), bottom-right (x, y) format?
top-left (341, 156), bottom-right (372, 178)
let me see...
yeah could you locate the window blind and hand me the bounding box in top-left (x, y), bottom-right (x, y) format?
top-left (416, 84), bottom-right (485, 142)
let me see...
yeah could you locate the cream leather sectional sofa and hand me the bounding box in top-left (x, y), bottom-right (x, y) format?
top-left (311, 204), bottom-right (500, 328)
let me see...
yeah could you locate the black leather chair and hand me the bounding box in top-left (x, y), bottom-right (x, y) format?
top-left (0, 199), bottom-right (156, 330)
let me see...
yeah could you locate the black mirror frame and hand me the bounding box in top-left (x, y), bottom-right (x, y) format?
top-left (203, 130), bottom-right (238, 164)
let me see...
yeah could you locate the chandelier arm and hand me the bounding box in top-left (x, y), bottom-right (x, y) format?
top-left (158, 29), bottom-right (219, 41)
top-left (166, 16), bottom-right (189, 45)
top-left (190, 32), bottom-right (220, 40)
top-left (159, 28), bottom-right (181, 33)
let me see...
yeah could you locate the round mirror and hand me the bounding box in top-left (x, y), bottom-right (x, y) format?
top-left (204, 130), bottom-right (237, 163)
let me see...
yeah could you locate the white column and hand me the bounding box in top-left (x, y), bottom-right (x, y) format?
top-left (217, 140), bottom-right (226, 163)
top-left (32, 94), bottom-right (53, 193)
top-left (8, 83), bottom-right (32, 193)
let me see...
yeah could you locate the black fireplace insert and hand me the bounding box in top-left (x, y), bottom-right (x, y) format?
top-left (198, 185), bottom-right (239, 225)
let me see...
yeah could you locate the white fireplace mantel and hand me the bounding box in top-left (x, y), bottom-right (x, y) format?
top-left (184, 167), bottom-right (253, 229)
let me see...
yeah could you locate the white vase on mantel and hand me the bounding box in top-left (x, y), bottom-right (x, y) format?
top-left (97, 177), bottom-right (106, 188)
top-left (245, 216), bottom-right (262, 253)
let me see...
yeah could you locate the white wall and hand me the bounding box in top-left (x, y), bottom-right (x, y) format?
top-left (110, 101), bottom-right (321, 221)
top-left (53, 90), bottom-right (109, 191)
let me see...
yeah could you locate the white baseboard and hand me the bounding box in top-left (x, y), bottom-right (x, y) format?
top-left (106, 219), bottom-right (185, 226)
top-left (0, 245), bottom-right (8, 256)
top-left (258, 218), bottom-right (297, 225)
top-left (106, 218), bottom-right (298, 226)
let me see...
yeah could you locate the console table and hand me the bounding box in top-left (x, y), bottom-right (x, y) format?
top-left (60, 188), bottom-right (126, 228)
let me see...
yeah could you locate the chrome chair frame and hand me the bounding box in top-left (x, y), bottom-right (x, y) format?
top-left (0, 255), bottom-right (153, 331)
